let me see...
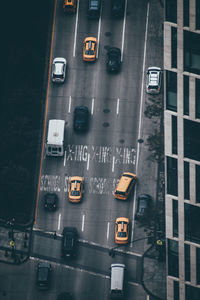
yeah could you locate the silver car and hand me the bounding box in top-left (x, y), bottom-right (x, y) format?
top-left (52, 57), bottom-right (67, 83)
top-left (146, 67), bottom-right (161, 94)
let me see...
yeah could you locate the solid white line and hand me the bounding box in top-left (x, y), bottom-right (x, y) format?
top-left (91, 98), bottom-right (94, 115)
top-left (81, 214), bottom-right (85, 232)
top-left (106, 222), bottom-right (110, 240)
top-left (96, 5), bottom-right (102, 58)
top-left (68, 96), bottom-right (71, 113)
top-left (112, 156), bottom-right (115, 172)
top-left (64, 150), bottom-right (66, 166)
top-left (73, 0), bottom-right (80, 57)
top-left (87, 153), bottom-right (90, 170)
top-left (58, 213), bottom-right (61, 230)
top-left (116, 98), bottom-right (119, 115)
top-left (121, 0), bottom-right (128, 61)
top-left (147, 295), bottom-right (150, 300)
top-left (131, 2), bottom-right (150, 245)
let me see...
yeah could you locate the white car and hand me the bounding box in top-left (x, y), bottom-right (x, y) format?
top-left (146, 67), bottom-right (162, 94)
top-left (52, 57), bottom-right (67, 83)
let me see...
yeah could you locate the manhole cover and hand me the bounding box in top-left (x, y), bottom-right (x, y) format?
top-left (103, 122), bottom-right (109, 127)
top-left (119, 139), bottom-right (125, 144)
top-left (105, 32), bottom-right (111, 37)
top-left (103, 109), bottom-right (110, 113)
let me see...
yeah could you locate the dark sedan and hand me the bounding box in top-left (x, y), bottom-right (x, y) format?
top-left (106, 47), bottom-right (121, 72)
top-left (136, 194), bottom-right (152, 220)
top-left (111, 0), bottom-right (125, 17)
top-left (73, 106), bottom-right (90, 131)
top-left (44, 193), bottom-right (58, 211)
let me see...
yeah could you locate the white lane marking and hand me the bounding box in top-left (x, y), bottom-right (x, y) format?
top-left (68, 95), bottom-right (72, 113)
top-left (106, 222), bottom-right (110, 240)
top-left (91, 98), bottom-right (94, 115)
top-left (87, 153), bottom-right (90, 170)
top-left (64, 150), bottom-right (66, 166)
top-left (112, 156), bottom-right (115, 172)
top-left (131, 2), bottom-right (150, 245)
top-left (81, 214), bottom-right (85, 232)
top-left (121, 0), bottom-right (128, 61)
top-left (116, 98), bottom-right (119, 115)
top-left (73, 0), bottom-right (80, 57)
top-left (58, 213), bottom-right (61, 230)
top-left (96, 5), bottom-right (102, 59)
top-left (147, 295), bottom-right (150, 300)
top-left (30, 256), bottom-right (110, 279)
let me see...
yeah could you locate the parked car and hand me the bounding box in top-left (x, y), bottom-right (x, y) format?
top-left (106, 47), bottom-right (121, 72)
top-left (73, 106), bottom-right (90, 131)
top-left (115, 217), bottom-right (130, 244)
top-left (44, 193), bottom-right (58, 211)
top-left (83, 37), bottom-right (98, 61)
top-left (62, 227), bottom-right (78, 257)
top-left (52, 57), bottom-right (67, 83)
top-left (36, 262), bottom-right (51, 290)
top-left (111, 0), bottom-right (125, 17)
top-left (68, 176), bottom-right (84, 203)
top-left (136, 194), bottom-right (152, 220)
top-left (146, 67), bottom-right (162, 94)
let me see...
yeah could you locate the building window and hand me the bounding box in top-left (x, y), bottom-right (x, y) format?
top-left (185, 244), bottom-right (190, 281)
top-left (166, 71), bottom-right (177, 112)
top-left (184, 75), bottom-right (189, 116)
top-left (165, 0), bottom-right (177, 23)
top-left (196, 247), bottom-right (200, 284)
top-left (171, 27), bottom-right (177, 68)
top-left (172, 115), bottom-right (177, 154)
top-left (185, 203), bottom-right (200, 245)
top-left (184, 119), bottom-right (200, 162)
top-left (196, 165), bottom-right (200, 203)
top-left (183, 0), bottom-right (189, 27)
top-left (174, 281), bottom-right (179, 300)
top-left (168, 239), bottom-right (179, 278)
top-left (184, 30), bottom-right (200, 75)
top-left (196, 78), bottom-right (200, 118)
top-left (184, 161), bottom-right (190, 200)
top-left (167, 156), bottom-right (178, 196)
top-left (173, 199), bottom-right (178, 237)
top-left (196, 0), bottom-right (200, 29)
top-left (185, 284), bottom-right (200, 300)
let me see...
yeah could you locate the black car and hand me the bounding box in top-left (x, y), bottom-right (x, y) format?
top-left (73, 106), bottom-right (89, 131)
top-left (36, 262), bottom-right (51, 290)
top-left (44, 193), bottom-right (58, 211)
top-left (136, 194), bottom-right (152, 220)
top-left (88, 0), bottom-right (101, 18)
top-left (111, 0), bottom-right (125, 17)
top-left (106, 47), bottom-right (121, 72)
top-left (62, 227), bottom-right (78, 257)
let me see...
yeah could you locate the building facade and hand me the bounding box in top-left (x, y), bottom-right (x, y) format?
top-left (164, 0), bottom-right (200, 299)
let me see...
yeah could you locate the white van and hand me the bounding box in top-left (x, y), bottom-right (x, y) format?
top-left (46, 119), bottom-right (65, 157)
top-left (110, 263), bottom-right (125, 298)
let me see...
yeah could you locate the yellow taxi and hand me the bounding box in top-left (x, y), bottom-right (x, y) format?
top-left (83, 37), bottom-right (98, 62)
top-left (114, 172), bottom-right (137, 200)
top-left (63, 0), bottom-right (77, 13)
top-left (68, 176), bottom-right (84, 203)
top-left (115, 217), bottom-right (130, 244)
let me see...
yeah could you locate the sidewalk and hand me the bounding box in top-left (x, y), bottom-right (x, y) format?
top-left (0, 226), bottom-right (31, 264)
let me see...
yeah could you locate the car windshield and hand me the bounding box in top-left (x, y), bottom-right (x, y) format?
top-left (85, 49), bottom-right (94, 55)
top-left (148, 85), bottom-right (158, 89)
top-left (115, 191), bottom-right (125, 195)
top-left (117, 232), bottom-right (127, 237)
top-left (71, 191), bottom-right (80, 196)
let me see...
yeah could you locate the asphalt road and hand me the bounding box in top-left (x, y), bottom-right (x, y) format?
top-left (28, 0), bottom-right (164, 299)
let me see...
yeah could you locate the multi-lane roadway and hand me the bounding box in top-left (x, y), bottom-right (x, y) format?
top-left (29, 0), bottom-right (163, 299)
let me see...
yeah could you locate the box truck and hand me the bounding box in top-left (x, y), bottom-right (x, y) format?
top-left (46, 119), bottom-right (65, 157)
